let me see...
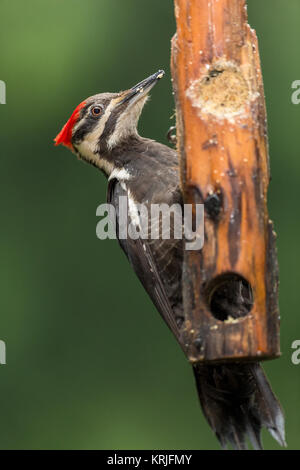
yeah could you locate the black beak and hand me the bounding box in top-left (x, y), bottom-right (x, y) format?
top-left (120, 70), bottom-right (165, 104)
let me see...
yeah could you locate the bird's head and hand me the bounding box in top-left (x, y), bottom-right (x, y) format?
top-left (54, 70), bottom-right (165, 173)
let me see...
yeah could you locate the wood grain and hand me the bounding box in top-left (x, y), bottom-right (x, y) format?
top-left (171, 0), bottom-right (280, 362)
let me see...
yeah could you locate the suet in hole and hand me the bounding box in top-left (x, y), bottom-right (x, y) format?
top-left (205, 273), bottom-right (253, 322)
top-left (186, 61), bottom-right (250, 119)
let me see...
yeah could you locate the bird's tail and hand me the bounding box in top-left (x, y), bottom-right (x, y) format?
top-left (193, 362), bottom-right (286, 449)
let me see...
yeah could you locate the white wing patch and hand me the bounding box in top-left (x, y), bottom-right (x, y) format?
top-left (127, 189), bottom-right (141, 227)
top-left (108, 168), bottom-right (131, 182)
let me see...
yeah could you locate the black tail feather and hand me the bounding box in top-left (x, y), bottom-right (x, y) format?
top-left (193, 362), bottom-right (286, 450)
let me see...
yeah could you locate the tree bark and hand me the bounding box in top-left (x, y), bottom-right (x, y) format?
top-left (171, 0), bottom-right (280, 363)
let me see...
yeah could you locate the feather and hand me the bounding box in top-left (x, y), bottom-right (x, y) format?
top-left (54, 100), bottom-right (86, 149)
top-left (193, 362), bottom-right (286, 449)
top-left (107, 178), bottom-right (182, 343)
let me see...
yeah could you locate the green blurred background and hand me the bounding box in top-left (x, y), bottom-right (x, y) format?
top-left (0, 0), bottom-right (299, 450)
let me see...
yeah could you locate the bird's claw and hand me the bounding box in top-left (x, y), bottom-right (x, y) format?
top-left (167, 126), bottom-right (177, 146)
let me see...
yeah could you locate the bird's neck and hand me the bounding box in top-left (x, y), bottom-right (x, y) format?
top-left (97, 134), bottom-right (152, 178)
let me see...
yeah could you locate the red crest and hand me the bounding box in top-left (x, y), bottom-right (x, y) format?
top-left (54, 100), bottom-right (86, 149)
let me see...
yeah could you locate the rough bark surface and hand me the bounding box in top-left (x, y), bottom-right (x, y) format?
top-left (171, 0), bottom-right (280, 362)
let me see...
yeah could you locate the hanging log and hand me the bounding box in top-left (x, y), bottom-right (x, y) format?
top-left (171, 0), bottom-right (280, 362)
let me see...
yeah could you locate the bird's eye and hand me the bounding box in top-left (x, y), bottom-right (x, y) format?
top-left (91, 105), bottom-right (103, 117)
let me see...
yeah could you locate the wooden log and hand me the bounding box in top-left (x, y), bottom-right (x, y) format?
top-left (171, 0), bottom-right (280, 363)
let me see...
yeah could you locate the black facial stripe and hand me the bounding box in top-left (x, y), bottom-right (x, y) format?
top-left (99, 103), bottom-right (127, 152)
top-left (72, 99), bottom-right (111, 144)
top-left (80, 102), bottom-right (92, 117)
top-left (72, 117), bottom-right (99, 144)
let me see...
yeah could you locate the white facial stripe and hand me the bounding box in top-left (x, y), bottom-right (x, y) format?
top-left (76, 141), bottom-right (114, 175)
top-left (75, 99), bottom-right (119, 174)
top-left (98, 159), bottom-right (114, 175)
top-left (107, 96), bottom-right (148, 150)
top-left (74, 94), bottom-right (148, 175)
top-left (72, 115), bottom-right (85, 135)
top-left (80, 98), bottom-right (117, 141)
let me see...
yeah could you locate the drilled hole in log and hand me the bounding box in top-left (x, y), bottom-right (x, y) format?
top-left (205, 273), bottom-right (253, 322)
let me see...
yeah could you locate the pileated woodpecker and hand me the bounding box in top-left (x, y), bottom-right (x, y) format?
top-left (55, 71), bottom-right (285, 449)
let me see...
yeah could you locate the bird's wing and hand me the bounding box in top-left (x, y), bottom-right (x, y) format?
top-left (107, 178), bottom-right (181, 342)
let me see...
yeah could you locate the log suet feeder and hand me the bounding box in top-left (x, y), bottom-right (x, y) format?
top-left (171, 0), bottom-right (280, 363)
